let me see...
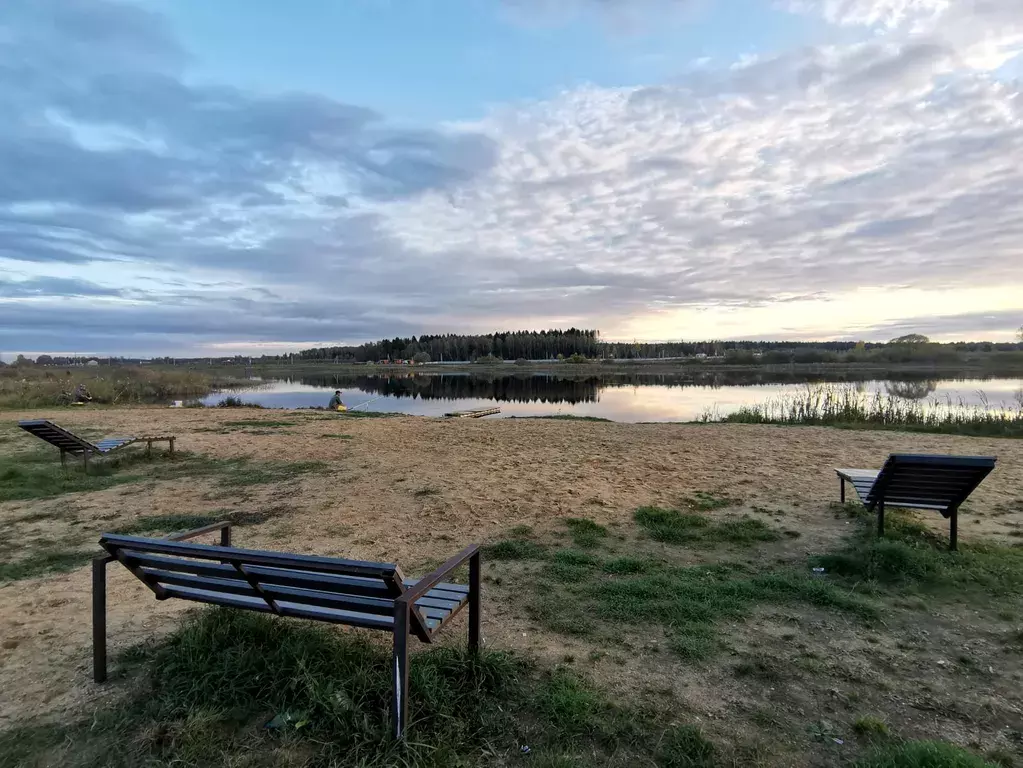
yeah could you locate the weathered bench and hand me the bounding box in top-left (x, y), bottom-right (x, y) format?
top-left (836, 454), bottom-right (996, 550)
top-left (94, 522), bottom-right (480, 739)
top-left (19, 419), bottom-right (175, 471)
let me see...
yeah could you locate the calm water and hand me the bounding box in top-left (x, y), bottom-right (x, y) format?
top-left (200, 371), bottom-right (1023, 423)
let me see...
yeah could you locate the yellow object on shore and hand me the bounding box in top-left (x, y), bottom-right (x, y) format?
top-left (336, 405), bottom-right (348, 412)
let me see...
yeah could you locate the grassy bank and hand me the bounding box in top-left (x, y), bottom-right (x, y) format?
top-left (0, 608), bottom-right (721, 767)
top-left (717, 385), bottom-right (1023, 437)
top-left (0, 365), bottom-right (248, 408)
top-left (1, 608), bottom-right (1002, 768)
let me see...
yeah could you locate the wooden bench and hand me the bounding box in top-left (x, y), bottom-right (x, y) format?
top-left (94, 522), bottom-right (480, 739)
top-left (19, 419), bottom-right (175, 471)
top-left (836, 454), bottom-right (997, 550)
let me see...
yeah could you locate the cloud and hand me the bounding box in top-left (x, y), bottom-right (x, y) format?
top-left (1, 0), bottom-right (1022, 354)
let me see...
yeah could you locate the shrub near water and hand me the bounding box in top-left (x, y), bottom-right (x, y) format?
top-left (721, 384), bottom-right (1023, 438)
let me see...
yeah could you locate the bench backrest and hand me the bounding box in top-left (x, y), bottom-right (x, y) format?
top-left (99, 534), bottom-right (432, 638)
top-left (19, 419), bottom-right (97, 454)
top-left (867, 454), bottom-right (996, 516)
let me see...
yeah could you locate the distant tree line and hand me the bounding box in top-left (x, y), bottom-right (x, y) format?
top-left (294, 330), bottom-right (1023, 365)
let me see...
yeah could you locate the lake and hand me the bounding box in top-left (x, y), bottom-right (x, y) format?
top-left (201, 370), bottom-right (1023, 423)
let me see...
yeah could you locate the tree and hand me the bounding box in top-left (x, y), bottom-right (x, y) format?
top-left (1017, 325), bottom-right (1023, 344)
top-left (35, 354), bottom-right (54, 366)
top-left (412, 351), bottom-right (431, 364)
top-left (13, 354), bottom-right (32, 367)
top-left (889, 334), bottom-right (930, 345)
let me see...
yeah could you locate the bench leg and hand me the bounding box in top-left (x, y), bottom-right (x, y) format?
top-left (950, 507), bottom-right (958, 552)
top-left (169, 437), bottom-right (175, 457)
top-left (392, 603), bottom-right (410, 740)
top-left (469, 551), bottom-right (481, 654)
top-left (839, 477), bottom-right (845, 504)
top-left (60, 449), bottom-right (67, 470)
top-left (146, 439), bottom-right (152, 458)
top-left (876, 501), bottom-right (885, 539)
top-left (93, 557), bottom-right (108, 683)
top-left (82, 452), bottom-right (89, 474)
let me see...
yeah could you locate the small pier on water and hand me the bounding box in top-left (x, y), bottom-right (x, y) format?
top-left (444, 407), bottom-right (502, 419)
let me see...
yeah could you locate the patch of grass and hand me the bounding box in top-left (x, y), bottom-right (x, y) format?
top-left (320, 433), bottom-right (354, 440)
top-left (657, 724), bottom-right (716, 767)
top-left (682, 491), bottom-right (739, 512)
top-left (0, 448), bottom-right (148, 502)
top-left (550, 549), bottom-right (599, 582)
top-left (508, 524), bottom-right (533, 536)
top-left (414, 487), bottom-right (440, 497)
top-left (0, 547), bottom-right (94, 582)
top-left (855, 740), bottom-right (999, 767)
top-left (114, 507), bottom-right (287, 536)
top-left (634, 507), bottom-right (780, 547)
top-left (484, 539), bottom-right (546, 560)
top-left (634, 506), bottom-right (709, 543)
top-left (603, 556), bottom-right (651, 575)
top-left (563, 517), bottom-right (608, 548)
top-left (337, 410), bottom-right (394, 418)
top-left (817, 508), bottom-right (1023, 596)
top-left (0, 608), bottom-right (710, 767)
top-left (853, 715), bottom-right (891, 738)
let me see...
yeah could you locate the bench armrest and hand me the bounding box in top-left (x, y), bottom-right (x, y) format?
top-left (397, 544), bottom-right (480, 605)
top-left (94, 520), bottom-right (233, 564)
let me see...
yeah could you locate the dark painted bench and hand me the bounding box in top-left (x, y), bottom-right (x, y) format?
top-left (19, 419), bottom-right (175, 471)
top-left (835, 454), bottom-right (996, 550)
top-left (93, 522), bottom-right (480, 739)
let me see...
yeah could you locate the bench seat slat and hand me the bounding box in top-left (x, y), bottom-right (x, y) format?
top-left (162, 585), bottom-right (395, 629)
top-left (138, 566), bottom-right (466, 617)
top-left (404, 579), bottom-right (469, 595)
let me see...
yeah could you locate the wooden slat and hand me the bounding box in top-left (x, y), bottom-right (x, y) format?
top-left (102, 535), bottom-right (397, 579)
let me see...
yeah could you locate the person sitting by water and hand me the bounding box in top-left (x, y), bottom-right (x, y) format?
top-left (327, 390), bottom-right (345, 410)
top-left (73, 383), bottom-right (93, 403)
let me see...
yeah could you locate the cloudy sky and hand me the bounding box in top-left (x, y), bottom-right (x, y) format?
top-left (2, 0), bottom-right (1022, 356)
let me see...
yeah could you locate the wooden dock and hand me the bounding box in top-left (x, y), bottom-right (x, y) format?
top-left (444, 407), bottom-right (501, 419)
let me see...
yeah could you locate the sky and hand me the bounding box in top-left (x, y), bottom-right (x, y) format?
top-left (1, 0), bottom-right (1022, 357)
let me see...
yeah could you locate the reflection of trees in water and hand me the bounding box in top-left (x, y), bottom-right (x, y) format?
top-left (288, 370), bottom-right (976, 405)
top-left (884, 380), bottom-right (939, 400)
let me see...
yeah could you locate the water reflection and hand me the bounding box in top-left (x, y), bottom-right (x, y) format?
top-left (883, 380), bottom-right (939, 400)
top-left (203, 370), bottom-right (1023, 422)
top-left (291, 370), bottom-right (972, 406)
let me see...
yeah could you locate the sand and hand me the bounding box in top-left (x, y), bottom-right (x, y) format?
top-left (1, 408), bottom-right (1021, 737)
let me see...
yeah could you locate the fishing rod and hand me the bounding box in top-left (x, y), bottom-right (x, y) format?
top-left (347, 394), bottom-right (386, 411)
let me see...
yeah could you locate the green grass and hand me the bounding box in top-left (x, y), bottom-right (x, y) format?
top-left (657, 724), bottom-right (717, 767)
top-left (0, 608), bottom-right (717, 767)
top-left (817, 506), bottom-right (1023, 595)
top-left (0, 447), bottom-right (325, 504)
top-left (721, 384), bottom-right (1023, 438)
top-left (853, 715), bottom-right (891, 738)
top-left (854, 741), bottom-right (999, 767)
top-left (114, 508), bottom-right (287, 536)
top-left (563, 517), bottom-right (608, 548)
top-left (483, 538), bottom-right (545, 560)
top-left (634, 507), bottom-right (780, 547)
top-left (0, 547), bottom-right (94, 582)
top-left (682, 491), bottom-right (739, 512)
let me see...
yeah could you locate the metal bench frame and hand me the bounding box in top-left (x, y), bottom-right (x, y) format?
top-left (18, 419), bottom-right (175, 472)
top-left (93, 522), bottom-right (481, 739)
top-left (836, 454), bottom-right (996, 550)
